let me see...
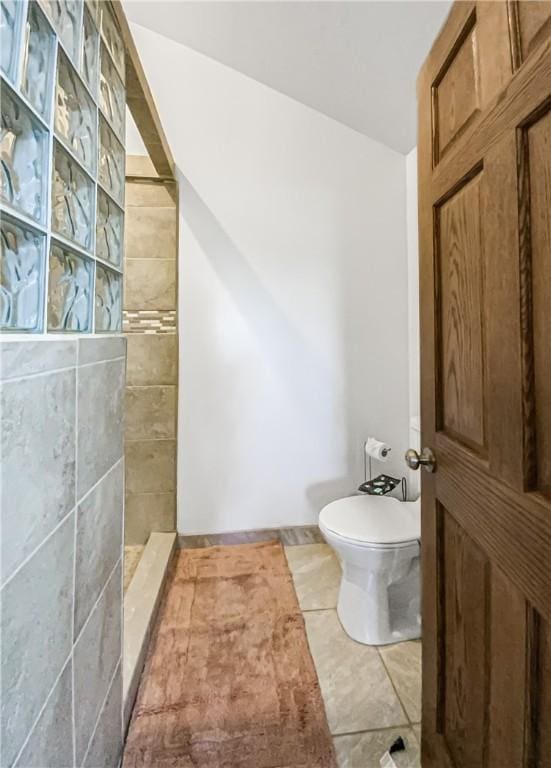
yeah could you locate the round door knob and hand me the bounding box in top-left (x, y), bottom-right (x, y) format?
top-left (405, 447), bottom-right (437, 473)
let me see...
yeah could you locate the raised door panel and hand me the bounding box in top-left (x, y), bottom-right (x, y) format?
top-left (526, 107), bottom-right (551, 494)
top-left (477, 2), bottom-right (514, 105)
top-left (441, 511), bottom-right (487, 768)
top-left (436, 173), bottom-right (486, 453)
top-left (486, 567), bottom-right (527, 768)
top-left (514, 1), bottom-right (551, 63)
top-left (438, 508), bottom-right (550, 768)
top-left (433, 10), bottom-right (480, 163)
top-left (536, 617), bottom-right (551, 766)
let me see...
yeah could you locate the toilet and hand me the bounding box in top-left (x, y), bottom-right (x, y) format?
top-left (319, 494), bottom-right (421, 646)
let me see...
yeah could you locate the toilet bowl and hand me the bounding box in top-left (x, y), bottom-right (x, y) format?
top-left (319, 494), bottom-right (421, 646)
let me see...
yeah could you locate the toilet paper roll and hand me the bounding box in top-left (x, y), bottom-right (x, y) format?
top-left (365, 437), bottom-right (391, 462)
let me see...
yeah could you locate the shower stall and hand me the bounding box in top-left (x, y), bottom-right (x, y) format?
top-left (0, 2), bottom-right (178, 763)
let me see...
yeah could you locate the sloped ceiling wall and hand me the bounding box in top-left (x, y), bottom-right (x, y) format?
top-left (123, 0), bottom-right (451, 154)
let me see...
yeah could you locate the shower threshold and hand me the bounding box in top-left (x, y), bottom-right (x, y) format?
top-left (123, 532), bottom-right (177, 728)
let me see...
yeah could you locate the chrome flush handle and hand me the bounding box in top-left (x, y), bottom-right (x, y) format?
top-left (405, 447), bottom-right (437, 473)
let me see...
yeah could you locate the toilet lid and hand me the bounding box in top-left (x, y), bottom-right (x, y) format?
top-left (319, 495), bottom-right (420, 545)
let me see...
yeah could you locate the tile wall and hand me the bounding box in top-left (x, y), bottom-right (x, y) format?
top-left (0, 337), bottom-right (125, 767)
top-left (123, 155), bottom-right (178, 544)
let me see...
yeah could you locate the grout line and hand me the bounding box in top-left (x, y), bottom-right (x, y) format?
top-left (125, 384), bottom-right (176, 389)
top-left (81, 656), bottom-right (122, 767)
top-left (124, 491), bottom-right (174, 497)
top-left (376, 647), bottom-right (413, 728)
top-left (75, 457), bottom-right (124, 510)
top-left (73, 556), bottom-right (122, 651)
top-left (0, 363), bottom-right (77, 384)
top-left (78, 355), bottom-right (126, 370)
top-left (0, 354), bottom-right (125, 384)
top-left (331, 723), bottom-right (415, 739)
top-left (125, 437), bottom-right (177, 443)
top-left (11, 653), bottom-right (73, 768)
top-left (120, 458), bottom-right (126, 743)
top-left (301, 606), bottom-right (338, 613)
top-left (300, 606), bottom-right (338, 614)
top-left (72, 340), bottom-right (80, 768)
top-left (0, 510), bottom-right (75, 591)
top-left (0, 459), bottom-right (124, 592)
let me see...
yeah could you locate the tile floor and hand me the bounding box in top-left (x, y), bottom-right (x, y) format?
top-left (124, 545), bottom-right (145, 593)
top-left (285, 543), bottom-right (422, 768)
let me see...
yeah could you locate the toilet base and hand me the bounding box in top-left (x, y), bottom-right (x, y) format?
top-left (336, 552), bottom-right (421, 646)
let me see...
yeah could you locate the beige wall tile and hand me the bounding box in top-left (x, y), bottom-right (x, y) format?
top-left (124, 259), bottom-right (176, 311)
top-left (125, 439), bottom-right (176, 494)
top-left (125, 386), bottom-right (176, 441)
top-left (125, 334), bottom-right (177, 386)
top-left (125, 206), bottom-right (177, 260)
top-left (124, 493), bottom-right (176, 545)
top-left (125, 180), bottom-right (176, 208)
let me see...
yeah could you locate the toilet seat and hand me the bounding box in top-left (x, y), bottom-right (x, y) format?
top-left (319, 494), bottom-right (420, 548)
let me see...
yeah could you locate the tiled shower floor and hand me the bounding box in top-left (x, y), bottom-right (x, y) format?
top-left (285, 543), bottom-right (422, 768)
top-left (124, 545), bottom-right (145, 593)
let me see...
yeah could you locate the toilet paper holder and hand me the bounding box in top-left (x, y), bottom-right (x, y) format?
top-left (361, 438), bottom-right (407, 500)
top-left (358, 474), bottom-right (403, 497)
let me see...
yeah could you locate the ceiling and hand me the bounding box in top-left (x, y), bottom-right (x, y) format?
top-left (123, 1), bottom-right (451, 154)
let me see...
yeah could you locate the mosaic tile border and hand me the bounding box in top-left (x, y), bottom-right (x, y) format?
top-left (123, 310), bottom-right (176, 334)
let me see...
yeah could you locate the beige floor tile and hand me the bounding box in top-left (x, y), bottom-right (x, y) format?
top-left (124, 545), bottom-right (144, 592)
top-left (304, 610), bottom-right (407, 735)
top-left (379, 641), bottom-right (422, 723)
top-left (412, 723), bottom-right (421, 745)
top-left (334, 727), bottom-right (420, 768)
top-left (285, 543), bottom-right (341, 610)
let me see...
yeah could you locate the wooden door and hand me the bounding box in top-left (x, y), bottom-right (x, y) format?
top-left (417, 3), bottom-right (551, 766)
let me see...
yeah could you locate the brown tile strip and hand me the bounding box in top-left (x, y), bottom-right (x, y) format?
top-left (123, 310), bottom-right (177, 334)
top-left (280, 526), bottom-right (325, 546)
top-left (178, 525), bottom-right (323, 549)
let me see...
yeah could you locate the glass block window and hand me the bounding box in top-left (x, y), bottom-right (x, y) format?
top-left (21, 1), bottom-right (56, 119)
top-left (81, 5), bottom-right (98, 95)
top-left (55, 48), bottom-right (97, 173)
top-left (98, 114), bottom-right (124, 204)
top-left (96, 187), bottom-right (123, 267)
top-left (95, 262), bottom-right (121, 332)
top-left (0, 0), bottom-right (125, 334)
top-left (40, 0), bottom-right (82, 64)
top-left (47, 239), bottom-right (93, 331)
top-left (99, 42), bottom-right (124, 141)
top-left (0, 1), bottom-right (23, 83)
top-left (1, 213), bottom-right (45, 331)
top-left (52, 140), bottom-right (94, 250)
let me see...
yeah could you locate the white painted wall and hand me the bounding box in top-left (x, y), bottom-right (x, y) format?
top-left (406, 148), bottom-right (421, 498)
top-left (128, 23), bottom-right (411, 535)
